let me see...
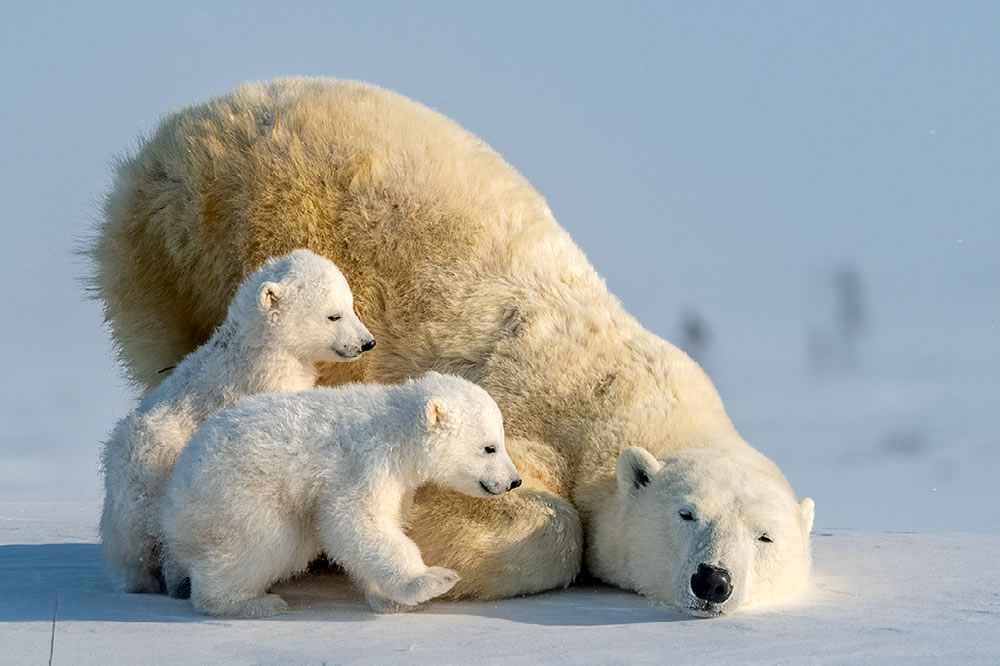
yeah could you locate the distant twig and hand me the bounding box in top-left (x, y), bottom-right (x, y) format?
top-left (49, 595), bottom-right (58, 666)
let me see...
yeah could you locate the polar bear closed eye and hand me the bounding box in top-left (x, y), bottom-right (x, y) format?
top-left (99, 248), bottom-right (374, 594)
top-left (590, 447), bottom-right (814, 617)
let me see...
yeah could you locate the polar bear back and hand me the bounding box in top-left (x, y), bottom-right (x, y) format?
top-left (179, 385), bottom-right (411, 475)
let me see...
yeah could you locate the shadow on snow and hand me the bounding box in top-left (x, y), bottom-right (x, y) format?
top-left (0, 543), bottom-right (687, 626)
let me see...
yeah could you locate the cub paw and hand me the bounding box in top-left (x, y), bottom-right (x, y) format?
top-left (247, 594), bottom-right (289, 618)
top-left (399, 566), bottom-right (460, 605)
top-left (364, 590), bottom-right (423, 614)
top-left (200, 593), bottom-right (289, 618)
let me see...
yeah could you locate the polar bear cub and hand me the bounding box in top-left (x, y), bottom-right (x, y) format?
top-left (159, 371), bottom-right (521, 617)
top-left (100, 249), bottom-right (375, 594)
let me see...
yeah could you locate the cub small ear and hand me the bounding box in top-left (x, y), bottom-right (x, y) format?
top-left (799, 497), bottom-right (815, 534)
top-left (617, 446), bottom-right (662, 494)
top-left (425, 397), bottom-right (446, 427)
top-left (258, 281), bottom-right (281, 311)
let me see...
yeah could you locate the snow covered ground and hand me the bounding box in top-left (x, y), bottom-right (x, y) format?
top-left (2, 500), bottom-right (998, 664)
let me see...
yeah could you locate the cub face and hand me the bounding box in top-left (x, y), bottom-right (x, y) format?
top-left (615, 447), bottom-right (814, 616)
top-left (256, 249), bottom-right (376, 363)
top-left (420, 373), bottom-right (522, 498)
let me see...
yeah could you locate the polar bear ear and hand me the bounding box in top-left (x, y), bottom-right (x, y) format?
top-left (617, 446), bottom-right (662, 495)
top-left (425, 397), bottom-right (447, 428)
top-left (799, 497), bottom-right (815, 534)
top-left (258, 281), bottom-right (281, 311)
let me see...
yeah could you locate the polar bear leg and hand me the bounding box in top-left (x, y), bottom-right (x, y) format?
top-left (190, 569), bottom-right (289, 618)
top-left (161, 551), bottom-right (191, 599)
top-left (99, 495), bottom-right (163, 593)
top-left (321, 516), bottom-right (459, 608)
top-left (185, 518), bottom-right (314, 617)
top-left (406, 474), bottom-right (583, 600)
top-left (100, 421), bottom-right (165, 593)
top-left (118, 558), bottom-right (162, 594)
top-left (188, 557), bottom-right (290, 618)
top-left (101, 511), bottom-right (161, 593)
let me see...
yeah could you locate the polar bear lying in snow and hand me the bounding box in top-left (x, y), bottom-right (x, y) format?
top-left (590, 447), bottom-right (815, 617)
top-left (159, 371), bottom-right (522, 617)
top-left (100, 249), bottom-right (375, 593)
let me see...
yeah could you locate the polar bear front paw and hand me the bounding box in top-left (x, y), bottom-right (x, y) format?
top-left (198, 593), bottom-right (289, 618)
top-left (395, 566), bottom-right (460, 606)
top-left (364, 590), bottom-right (424, 614)
top-left (246, 593), bottom-right (290, 618)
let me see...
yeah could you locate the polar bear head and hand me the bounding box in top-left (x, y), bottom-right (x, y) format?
top-left (415, 372), bottom-right (522, 498)
top-left (233, 249), bottom-right (376, 362)
top-left (608, 446), bottom-right (814, 616)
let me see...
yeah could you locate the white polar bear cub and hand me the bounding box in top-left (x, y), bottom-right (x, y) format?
top-left (159, 371), bottom-right (522, 618)
top-left (100, 249), bottom-right (375, 594)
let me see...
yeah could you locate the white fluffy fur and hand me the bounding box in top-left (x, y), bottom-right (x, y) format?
top-left (159, 371), bottom-right (521, 618)
top-left (589, 447), bottom-right (815, 617)
top-left (99, 249), bottom-right (374, 593)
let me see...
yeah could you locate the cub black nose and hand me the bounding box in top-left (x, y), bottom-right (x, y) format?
top-left (361, 339), bottom-right (376, 352)
top-left (509, 478), bottom-right (522, 491)
top-left (690, 563), bottom-right (732, 604)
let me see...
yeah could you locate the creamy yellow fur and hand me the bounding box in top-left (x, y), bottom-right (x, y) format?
top-left (89, 78), bottom-right (803, 600)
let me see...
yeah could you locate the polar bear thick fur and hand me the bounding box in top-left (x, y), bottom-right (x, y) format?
top-left (160, 371), bottom-right (521, 617)
top-left (89, 77), bottom-right (815, 614)
top-left (99, 248), bottom-right (375, 593)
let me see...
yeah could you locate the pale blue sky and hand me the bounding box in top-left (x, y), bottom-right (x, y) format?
top-left (0, 2), bottom-right (997, 526)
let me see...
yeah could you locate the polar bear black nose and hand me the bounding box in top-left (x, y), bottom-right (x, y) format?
top-left (509, 478), bottom-right (522, 491)
top-left (691, 563), bottom-right (732, 604)
top-left (361, 338), bottom-right (376, 352)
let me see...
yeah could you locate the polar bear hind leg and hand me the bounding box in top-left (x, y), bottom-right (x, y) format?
top-left (184, 516), bottom-right (315, 617)
top-left (191, 573), bottom-right (289, 619)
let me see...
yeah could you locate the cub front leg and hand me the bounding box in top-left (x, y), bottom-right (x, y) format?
top-left (405, 466), bottom-right (583, 600)
top-left (321, 513), bottom-right (460, 610)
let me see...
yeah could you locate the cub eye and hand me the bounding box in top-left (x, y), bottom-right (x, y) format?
top-left (484, 445), bottom-right (497, 454)
top-left (679, 510), bottom-right (695, 521)
top-left (759, 534), bottom-right (774, 543)
top-left (328, 315), bottom-right (342, 322)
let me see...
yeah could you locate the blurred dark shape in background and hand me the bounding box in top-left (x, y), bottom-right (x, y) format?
top-left (679, 309), bottom-right (712, 367)
top-left (835, 265), bottom-right (866, 342)
top-left (808, 264), bottom-right (868, 375)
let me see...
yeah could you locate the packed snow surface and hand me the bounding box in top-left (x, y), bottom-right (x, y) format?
top-left (1, 500), bottom-right (997, 664)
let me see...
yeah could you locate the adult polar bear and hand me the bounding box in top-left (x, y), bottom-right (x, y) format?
top-left (91, 78), bottom-right (814, 614)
